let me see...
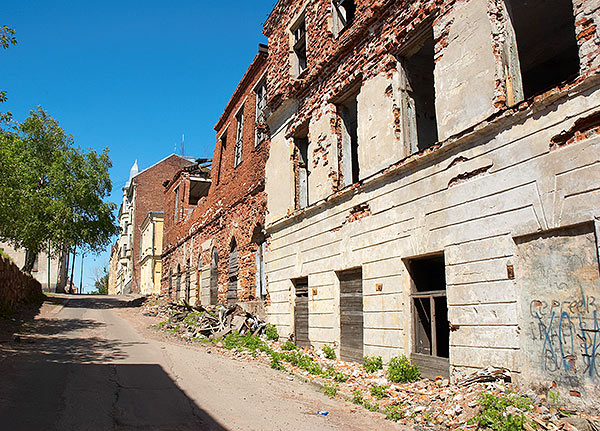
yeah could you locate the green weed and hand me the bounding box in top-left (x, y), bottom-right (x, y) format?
top-left (468, 392), bottom-right (533, 431)
top-left (363, 355), bottom-right (383, 373)
top-left (264, 324), bottom-right (279, 341)
top-left (384, 403), bottom-right (404, 421)
top-left (386, 355), bottom-right (420, 383)
top-left (369, 384), bottom-right (389, 400)
top-left (321, 345), bottom-right (336, 359)
top-left (323, 382), bottom-right (338, 398)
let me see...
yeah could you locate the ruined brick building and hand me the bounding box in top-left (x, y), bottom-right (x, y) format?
top-left (161, 45), bottom-right (269, 307)
top-left (260, 0), bottom-right (600, 411)
top-left (110, 155), bottom-right (193, 295)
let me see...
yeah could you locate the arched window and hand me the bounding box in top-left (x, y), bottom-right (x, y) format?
top-left (185, 259), bottom-right (191, 303)
top-left (176, 264), bottom-right (181, 300)
top-left (210, 247), bottom-right (219, 305)
top-left (252, 224), bottom-right (267, 300)
top-left (228, 238), bottom-right (238, 303)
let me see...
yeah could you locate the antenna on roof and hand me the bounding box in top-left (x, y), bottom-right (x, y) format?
top-left (181, 134), bottom-right (185, 157)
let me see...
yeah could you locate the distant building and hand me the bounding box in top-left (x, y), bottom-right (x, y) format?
top-left (110, 155), bottom-right (194, 295)
top-left (139, 211), bottom-right (164, 295)
top-left (0, 242), bottom-right (66, 292)
top-left (161, 45), bottom-right (268, 307)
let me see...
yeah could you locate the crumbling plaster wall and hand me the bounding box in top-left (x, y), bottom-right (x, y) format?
top-left (263, 0), bottom-right (600, 410)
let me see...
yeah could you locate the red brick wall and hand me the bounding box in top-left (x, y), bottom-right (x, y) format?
top-left (263, 0), bottom-right (600, 136)
top-left (162, 51), bottom-right (269, 304)
top-left (130, 155), bottom-right (193, 293)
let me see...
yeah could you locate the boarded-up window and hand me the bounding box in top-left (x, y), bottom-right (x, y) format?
top-left (185, 259), bottom-right (191, 303)
top-left (407, 254), bottom-right (449, 378)
top-left (294, 277), bottom-right (309, 348)
top-left (339, 268), bottom-right (363, 363)
top-left (210, 247), bottom-right (219, 305)
top-left (176, 265), bottom-right (181, 300)
top-left (228, 239), bottom-right (238, 303)
top-left (516, 223), bottom-right (600, 390)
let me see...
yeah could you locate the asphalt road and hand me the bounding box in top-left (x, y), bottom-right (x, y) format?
top-left (0, 295), bottom-right (406, 430)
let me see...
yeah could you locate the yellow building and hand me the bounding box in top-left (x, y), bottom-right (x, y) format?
top-left (139, 212), bottom-right (164, 295)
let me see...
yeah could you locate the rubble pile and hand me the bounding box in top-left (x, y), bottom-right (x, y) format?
top-left (141, 297), bottom-right (600, 430)
top-left (143, 296), bottom-right (266, 340)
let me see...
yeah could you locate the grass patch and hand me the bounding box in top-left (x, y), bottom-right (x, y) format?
top-left (363, 355), bottom-right (383, 373)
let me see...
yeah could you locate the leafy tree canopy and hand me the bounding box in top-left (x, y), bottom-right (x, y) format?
top-left (0, 107), bottom-right (118, 271)
top-left (1, 26), bottom-right (17, 125)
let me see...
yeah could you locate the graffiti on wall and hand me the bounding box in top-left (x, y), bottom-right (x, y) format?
top-left (529, 286), bottom-right (599, 378)
top-left (517, 223), bottom-right (600, 385)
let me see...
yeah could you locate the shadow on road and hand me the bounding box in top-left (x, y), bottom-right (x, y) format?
top-left (0, 362), bottom-right (228, 430)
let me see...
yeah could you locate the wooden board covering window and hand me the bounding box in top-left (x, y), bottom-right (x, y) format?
top-left (228, 246), bottom-right (238, 303)
top-left (339, 268), bottom-right (363, 363)
top-left (294, 278), bottom-right (309, 348)
top-left (210, 248), bottom-right (219, 305)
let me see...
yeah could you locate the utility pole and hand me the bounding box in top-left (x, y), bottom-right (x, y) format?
top-left (70, 245), bottom-right (76, 293)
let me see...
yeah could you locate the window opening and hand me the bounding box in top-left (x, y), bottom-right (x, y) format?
top-left (228, 239), bottom-right (238, 303)
top-left (333, 0), bottom-right (356, 37)
top-left (252, 225), bottom-right (267, 300)
top-left (255, 81), bottom-right (267, 147)
top-left (235, 108), bottom-right (244, 168)
top-left (294, 129), bottom-right (310, 209)
top-left (292, 16), bottom-right (308, 76)
top-left (504, 0), bottom-right (579, 101)
top-left (337, 90), bottom-right (360, 186)
top-left (217, 133), bottom-right (226, 185)
top-left (293, 277), bottom-right (309, 348)
top-left (188, 177), bottom-right (210, 205)
top-left (407, 254), bottom-right (449, 378)
top-left (168, 268), bottom-right (173, 297)
top-left (399, 28), bottom-right (438, 153)
top-left (173, 186), bottom-right (180, 224)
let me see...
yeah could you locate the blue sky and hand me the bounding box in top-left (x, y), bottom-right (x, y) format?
top-left (1, 0), bottom-right (273, 292)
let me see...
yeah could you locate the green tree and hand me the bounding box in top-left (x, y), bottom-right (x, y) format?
top-left (92, 266), bottom-right (109, 295)
top-left (0, 107), bottom-right (118, 272)
top-left (1, 26), bottom-right (17, 125)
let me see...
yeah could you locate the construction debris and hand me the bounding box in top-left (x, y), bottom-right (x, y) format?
top-left (140, 297), bottom-right (600, 430)
top-left (142, 296), bottom-right (266, 340)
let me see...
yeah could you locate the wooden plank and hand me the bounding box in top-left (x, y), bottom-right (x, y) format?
top-left (339, 269), bottom-right (363, 363)
top-left (411, 353), bottom-right (449, 379)
top-left (295, 294), bottom-right (309, 348)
